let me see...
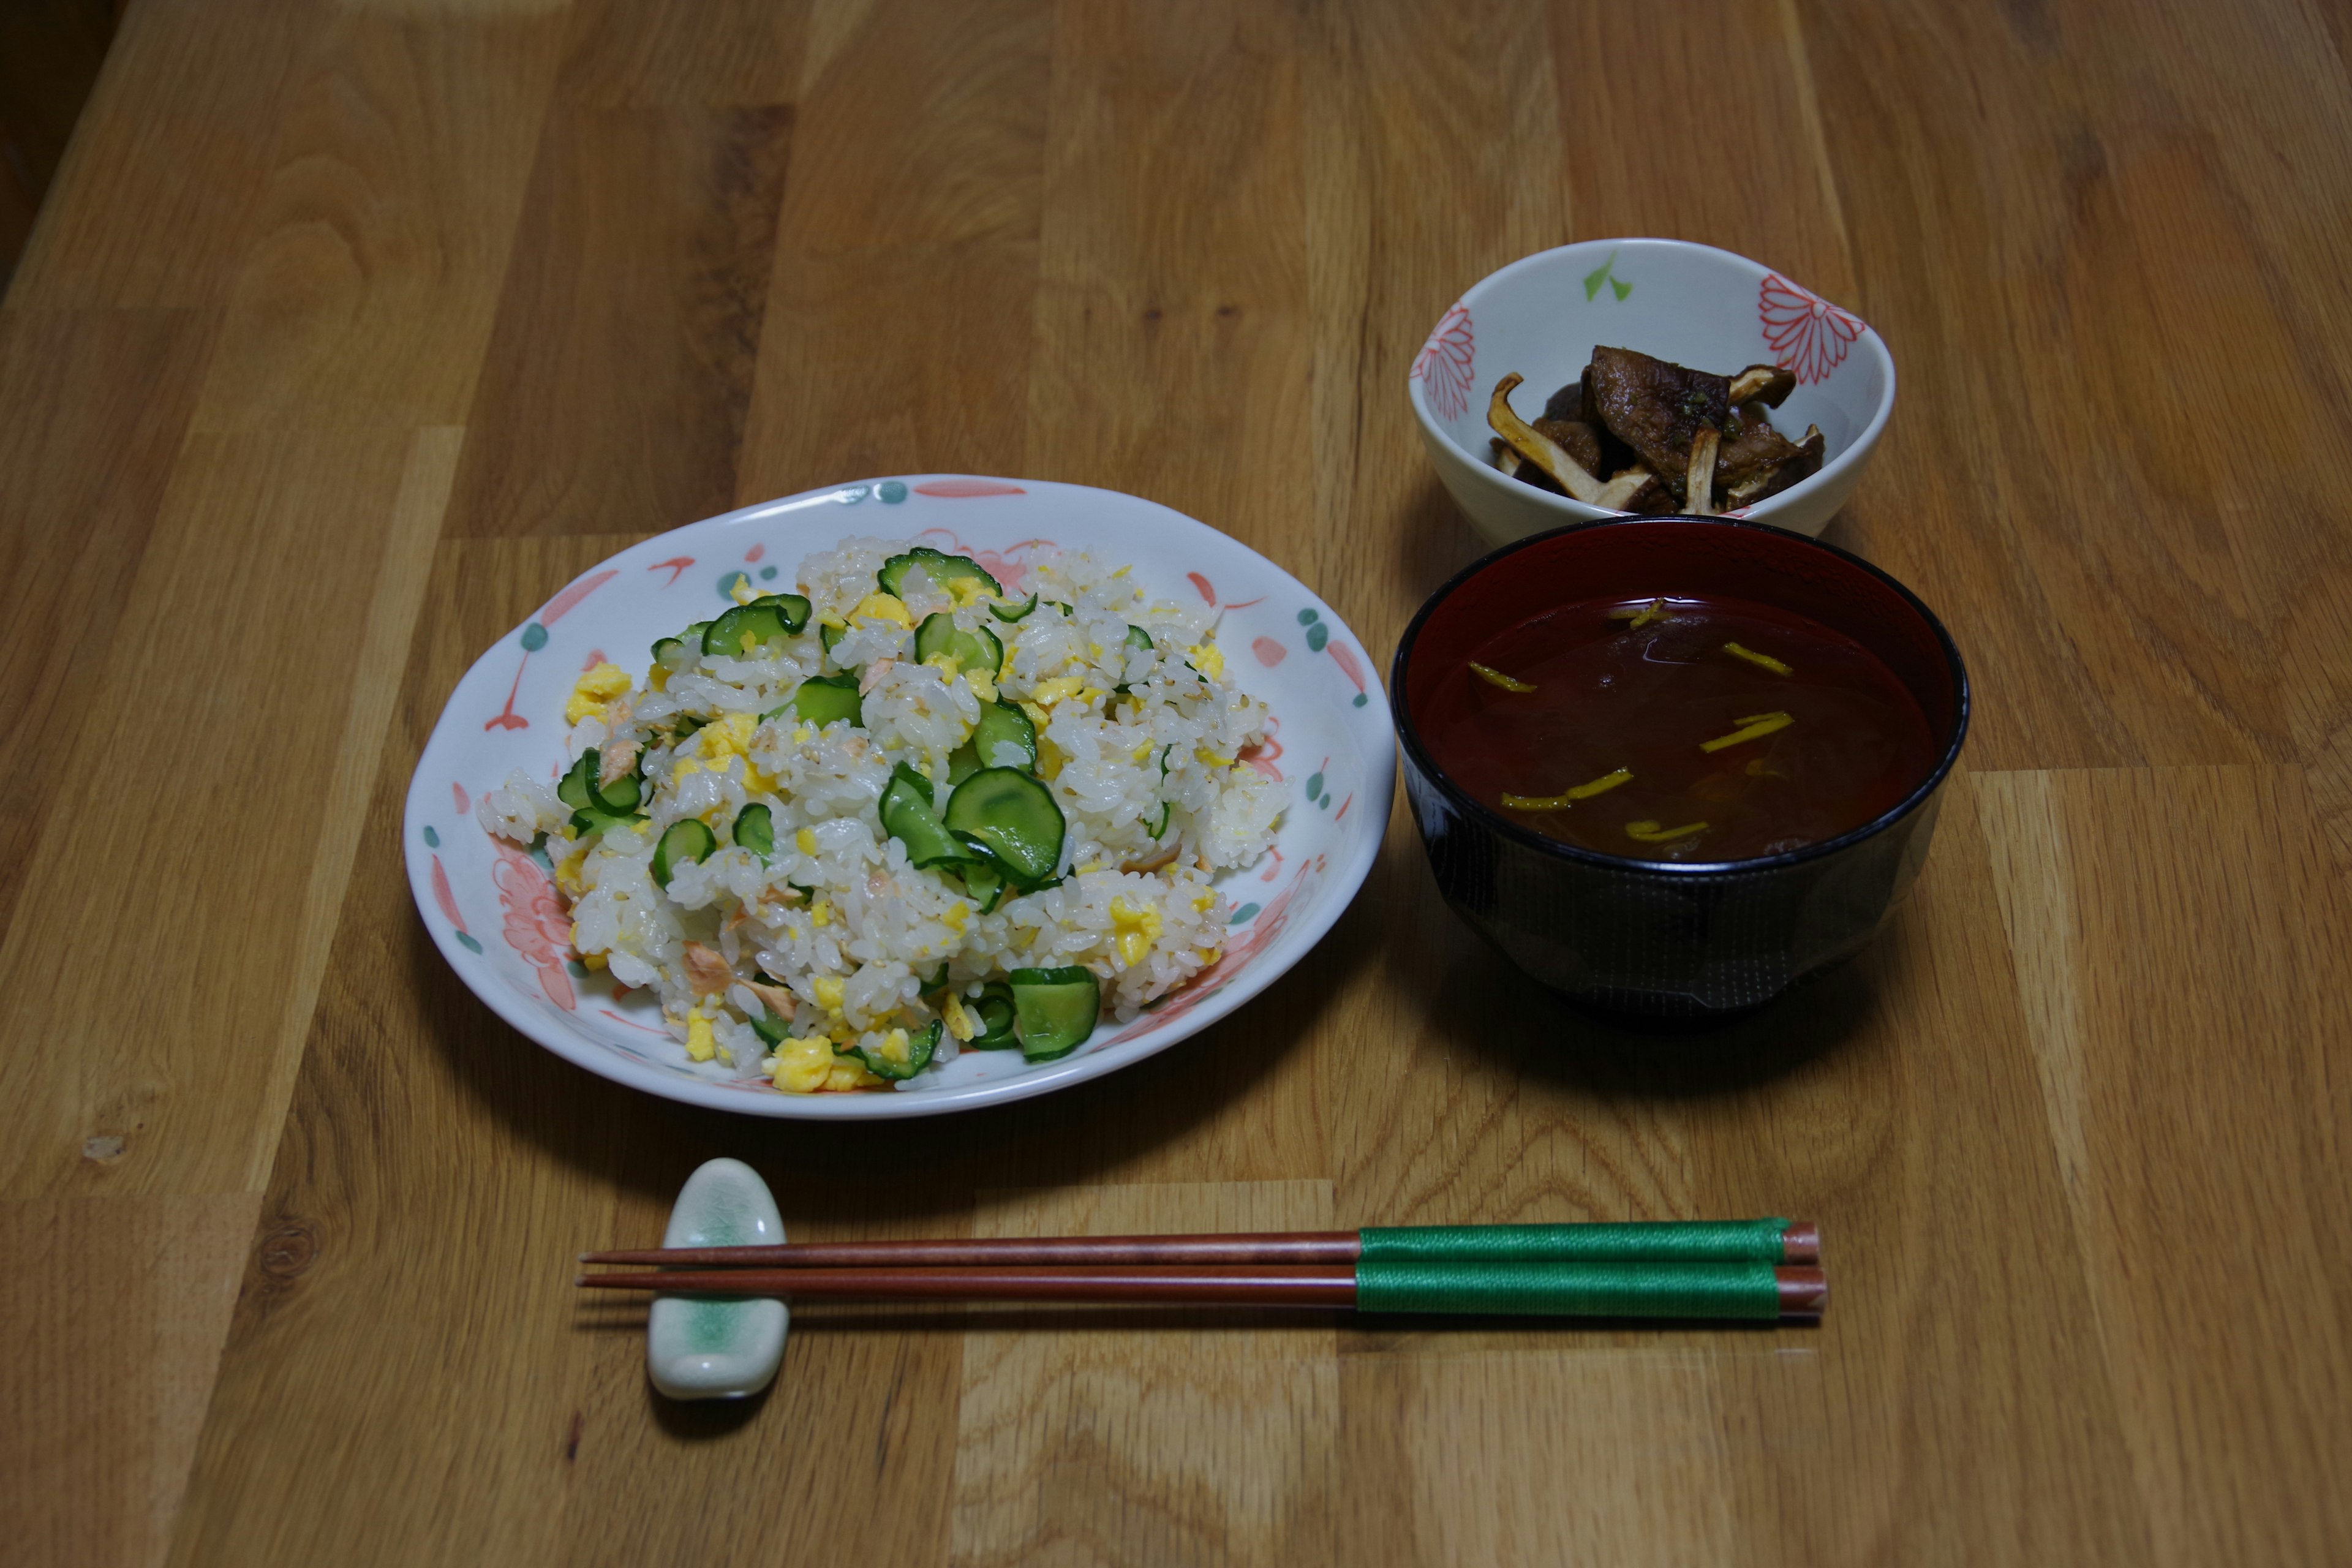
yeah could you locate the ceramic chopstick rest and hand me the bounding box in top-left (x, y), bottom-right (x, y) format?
top-left (647, 1158), bottom-right (788, 1400)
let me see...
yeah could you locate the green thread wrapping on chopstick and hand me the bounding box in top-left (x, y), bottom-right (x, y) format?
top-left (1359, 1219), bottom-right (1792, 1264)
top-left (1354, 1259), bottom-right (1783, 1319)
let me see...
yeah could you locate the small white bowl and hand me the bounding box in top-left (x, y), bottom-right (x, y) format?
top-left (1408, 238), bottom-right (1894, 543)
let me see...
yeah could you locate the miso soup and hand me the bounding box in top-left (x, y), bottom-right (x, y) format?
top-left (1423, 593), bottom-right (1939, 862)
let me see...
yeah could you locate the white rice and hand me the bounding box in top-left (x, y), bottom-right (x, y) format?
top-left (478, 539), bottom-right (1285, 1092)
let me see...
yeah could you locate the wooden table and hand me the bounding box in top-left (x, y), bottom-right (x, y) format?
top-left (5, 2), bottom-right (2347, 1562)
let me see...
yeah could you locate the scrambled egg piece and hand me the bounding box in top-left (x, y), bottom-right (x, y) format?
top-left (964, 664), bottom-right (998, 703)
top-left (940, 992), bottom-right (978, 1040)
top-left (850, 592), bottom-right (913, 628)
top-left (565, 662), bottom-right (631, 725)
top-left (1029, 676), bottom-right (1085, 708)
top-left (812, 976), bottom-right (845, 1013)
top-left (1110, 895), bottom-right (1163, 968)
top-left (769, 1035), bottom-right (883, 1093)
top-left (946, 576), bottom-right (992, 608)
top-left (729, 576), bottom-right (760, 606)
top-left (812, 899), bottom-right (834, 928)
top-left (869, 1028), bottom-right (914, 1071)
top-left (924, 652), bottom-right (962, 680)
top-left (699, 710), bottom-right (758, 760)
top-left (796, 827), bottom-right (818, 856)
top-left (685, 1012), bottom-right (718, 1062)
top-left (553, 839), bottom-right (591, 895)
top-left (1186, 640), bottom-right (1225, 679)
top-left (942, 901), bottom-right (969, 933)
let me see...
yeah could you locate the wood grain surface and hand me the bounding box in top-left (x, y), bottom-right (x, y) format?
top-left (3, 1), bottom-right (2348, 1564)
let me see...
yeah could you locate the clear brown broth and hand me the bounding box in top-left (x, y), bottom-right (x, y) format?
top-left (1423, 594), bottom-right (1940, 861)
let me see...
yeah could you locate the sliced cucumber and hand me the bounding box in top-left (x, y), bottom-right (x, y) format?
top-left (790, 673), bottom-right (862, 729)
top-left (651, 818), bottom-right (718, 889)
top-left (959, 861), bottom-right (1005, 913)
top-left (880, 763), bottom-right (982, 870)
top-left (748, 1008), bottom-right (790, 1049)
top-left (947, 699), bottom-right (1038, 783)
top-left (913, 611), bottom-right (1003, 676)
top-left (1125, 624), bottom-right (1154, 650)
top-left (968, 981), bottom-right (1019, 1049)
top-left (856, 1018), bottom-right (941, 1082)
top-left (557, 751), bottom-right (598, 812)
top-left (989, 593), bottom-right (1038, 623)
top-left (755, 591), bottom-right (812, 630)
top-left (1145, 801), bottom-right (1171, 838)
top-left (733, 803), bottom-right (774, 858)
top-left (879, 546), bottom-right (1001, 600)
top-left (703, 600), bottom-right (791, 657)
top-left (943, 767), bottom-right (1065, 886)
top-left (819, 622), bottom-right (843, 656)
top-left (1009, 965), bottom-right (1099, 1060)
top-left (591, 761), bottom-right (643, 815)
top-left (650, 635), bottom-right (687, 666)
top-left (570, 805), bottom-right (647, 839)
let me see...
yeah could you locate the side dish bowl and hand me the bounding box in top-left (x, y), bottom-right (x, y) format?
top-left (1409, 238), bottom-right (1895, 545)
top-left (405, 477), bottom-right (1394, 1117)
top-left (1391, 515), bottom-right (1967, 1023)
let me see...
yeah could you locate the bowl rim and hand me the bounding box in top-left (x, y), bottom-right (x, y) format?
top-left (1406, 236), bottom-right (1898, 527)
top-left (1387, 512), bottom-right (1970, 877)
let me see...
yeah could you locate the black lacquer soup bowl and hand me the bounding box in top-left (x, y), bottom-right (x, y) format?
top-left (1390, 516), bottom-right (1969, 1024)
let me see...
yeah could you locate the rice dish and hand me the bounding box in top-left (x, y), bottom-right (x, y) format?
top-left (477, 538), bottom-right (1286, 1091)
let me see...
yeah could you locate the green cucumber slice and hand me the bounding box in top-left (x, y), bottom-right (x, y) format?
top-left (968, 981), bottom-right (1018, 1048)
top-left (856, 1018), bottom-right (941, 1081)
top-left (913, 611), bottom-right (1003, 676)
top-left (790, 673), bottom-right (862, 729)
top-left (819, 622), bottom-right (843, 655)
top-left (1008, 965), bottom-right (1099, 1060)
top-left (879, 546), bottom-right (1001, 600)
top-left (569, 805), bottom-right (647, 839)
top-left (1145, 801), bottom-right (1171, 838)
top-left (700, 595), bottom-right (806, 658)
top-left (652, 818), bottom-right (718, 888)
top-left (1125, 624), bottom-right (1154, 650)
top-left (959, 861), bottom-right (1005, 913)
top-left (753, 592), bottom-right (812, 631)
top-left (943, 767), bottom-right (1065, 886)
top-left (733, 803), bottom-right (774, 858)
top-left (673, 714), bottom-right (707, 740)
top-left (748, 1007), bottom-right (790, 1049)
top-left (650, 635), bottom-right (687, 666)
top-left (947, 699), bottom-right (1038, 783)
top-left (880, 763), bottom-right (982, 870)
top-left (557, 751), bottom-right (598, 812)
top-left (989, 593), bottom-right (1038, 622)
top-left (590, 759), bottom-right (643, 814)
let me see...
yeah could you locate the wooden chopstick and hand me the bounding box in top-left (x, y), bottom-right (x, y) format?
top-left (576, 1263), bottom-right (1831, 1319)
top-left (580, 1221), bottom-right (1820, 1270)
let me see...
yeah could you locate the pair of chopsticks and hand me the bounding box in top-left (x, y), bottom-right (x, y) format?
top-left (578, 1220), bottom-right (1827, 1322)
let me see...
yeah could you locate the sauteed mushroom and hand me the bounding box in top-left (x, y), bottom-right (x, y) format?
top-left (1482, 345), bottom-right (1826, 514)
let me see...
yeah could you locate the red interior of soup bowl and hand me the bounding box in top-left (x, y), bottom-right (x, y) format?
top-left (1398, 517), bottom-right (1967, 861)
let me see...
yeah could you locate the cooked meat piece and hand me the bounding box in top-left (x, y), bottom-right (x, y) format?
top-left (1585, 347), bottom-right (1731, 504)
top-left (1532, 417), bottom-right (1605, 478)
top-left (1581, 363), bottom-right (1638, 477)
top-left (1714, 406), bottom-right (1806, 489)
top-left (1727, 364), bottom-right (1797, 407)
top-left (1722, 424), bottom-right (1827, 507)
top-left (1542, 380), bottom-right (1585, 423)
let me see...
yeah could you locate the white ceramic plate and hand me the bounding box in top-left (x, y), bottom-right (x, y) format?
top-left (1409, 238), bottom-right (1896, 545)
top-left (403, 476), bottom-right (1394, 1118)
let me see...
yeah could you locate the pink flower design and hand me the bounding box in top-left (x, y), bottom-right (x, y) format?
top-left (431, 857), bottom-right (467, 931)
top-left (1758, 274), bottom-right (1864, 386)
top-left (912, 527), bottom-right (1054, 592)
top-left (1251, 636), bottom-right (1287, 668)
top-left (649, 557), bottom-right (695, 586)
top-left (1411, 301), bottom-right (1475, 420)
top-left (1324, 639), bottom-right (1365, 693)
top-left (492, 839), bottom-right (576, 1011)
top-left (538, 569), bottom-right (618, 627)
top-left (913, 478), bottom-right (1026, 498)
top-left (1238, 715), bottom-right (1284, 782)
